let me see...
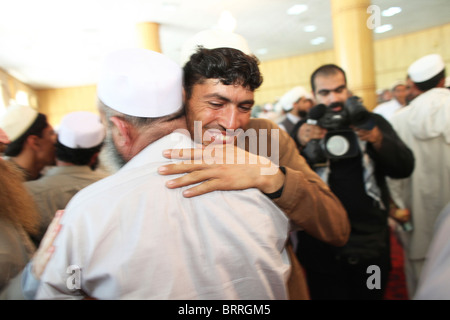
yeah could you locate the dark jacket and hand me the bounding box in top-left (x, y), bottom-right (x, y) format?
top-left (291, 113), bottom-right (414, 272)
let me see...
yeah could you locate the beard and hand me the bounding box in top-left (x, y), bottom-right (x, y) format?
top-left (98, 130), bottom-right (127, 174)
top-left (405, 93), bottom-right (417, 105)
top-left (297, 110), bottom-right (308, 118)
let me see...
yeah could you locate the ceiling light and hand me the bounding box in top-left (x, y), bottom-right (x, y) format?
top-left (256, 48), bottom-right (268, 55)
top-left (287, 4), bottom-right (308, 15)
top-left (304, 25), bottom-right (317, 32)
top-left (310, 37), bottom-right (326, 45)
top-left (15, 90), bottom-right (29, 106)
top-left (382, 7), bottom-right (402, 17)
top-left (162, 1), bottom-right (179, 11)
top-left (375, 24), bottom-right (393, 34)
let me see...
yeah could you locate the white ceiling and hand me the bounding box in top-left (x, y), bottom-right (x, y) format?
top-left (0, 0), bottom-right (449, 89)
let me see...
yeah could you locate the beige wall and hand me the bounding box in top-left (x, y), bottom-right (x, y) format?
top-left (256, 50), bottom-right (335, 106)
top-left (256, 22), bottom-right (450, 108)
top-left (36, 85), bottom-right (98, 127)
top-left (374, 23), bottom-right (450, 93)
top-left (1, 23), bottom-right (449, 121)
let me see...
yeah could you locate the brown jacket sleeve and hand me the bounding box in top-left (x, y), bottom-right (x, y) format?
top-left (248, 118), bottom-right (350, 246)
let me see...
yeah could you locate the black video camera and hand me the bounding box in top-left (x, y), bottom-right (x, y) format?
top-left (315, 96), bottom-right (375, 131)
top-left (302, 96), bottom-right (375, 164)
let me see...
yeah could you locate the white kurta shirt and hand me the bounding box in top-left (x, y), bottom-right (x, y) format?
top-left (414, 203), bottom-right (450, 299)
top-left (373, 98), bottom-right (403, 122)
top-left (388, 88), bottom-right (450, 260)
top-left (36, 132), bottom-right (290, 300)
top-left (25, 166), bottom-right (109, 243)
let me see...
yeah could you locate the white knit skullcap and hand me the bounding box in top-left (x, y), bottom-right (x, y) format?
top-left (58, 111), bottom-right (105, 149)
top-left (0, 104), bottom-right (38, 142)
top-left (97, 48), bottom-right (183, 118)
top-left (408, 54), bottom-right (445, 83)
top-left (279, 86), bottom-right (313, 111)
top-left (390, 80), bottom-right (406, 91)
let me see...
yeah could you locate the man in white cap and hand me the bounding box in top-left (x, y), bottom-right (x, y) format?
top-left (277, 86), bottom-right (314, 134)
top-left (0, 115), bottom-right (61, 301)
top-left (388, 53), bottom-right (450, 298)
top-left (373, 80), bottom-right (407, 122)
top-left (0, 104), bottom-right (56, 181)
top-left (25, 111), bottom-right (108, 247)
top-left (36, 48), bottom-right (291, 300)
top-left (405, 75), bottom-right (423, 105)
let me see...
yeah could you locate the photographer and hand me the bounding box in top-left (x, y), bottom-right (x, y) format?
top-left (290, 64), bottom-right (414, 300)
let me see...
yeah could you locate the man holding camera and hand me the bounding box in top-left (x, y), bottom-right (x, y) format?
top-left (291, 64), bottom-right (414, 300)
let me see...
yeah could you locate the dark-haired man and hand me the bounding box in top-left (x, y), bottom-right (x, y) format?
top-left (159, 46), bottom-right (350, 299)
top-left (0, 104), bottom-right (56, 181)
top-left (290, 64), bottom-right (414, 300)
top-left (26, 111), bottom-right (108, 246)
top-left (388, 53), bottom-right (450, 298)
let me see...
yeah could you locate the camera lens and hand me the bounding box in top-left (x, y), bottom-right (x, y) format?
top-left (326, 135), bottom-right (350, 156)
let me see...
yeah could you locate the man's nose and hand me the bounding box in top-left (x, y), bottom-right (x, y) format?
top-left (220, 106), bottom-right (240, 130)
top-left (328, 91), bottom-right (340, 104)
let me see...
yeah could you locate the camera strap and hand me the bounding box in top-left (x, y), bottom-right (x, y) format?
top-left (360, 140), bottom-right (385, 211)
top-left (315, 140), bottom-right (385, 211)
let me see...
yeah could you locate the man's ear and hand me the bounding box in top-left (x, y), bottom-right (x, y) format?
top-left (109, 116), bottom-right (132, 148)
top-left (26, 135), bottom-right (40, 151)
top-left (182, 87), bottom-right (186, 103)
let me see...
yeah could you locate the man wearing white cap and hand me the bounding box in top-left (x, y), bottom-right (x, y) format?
top-left (36, 48), bottom-right (291, 300)
top-left (388, 53), bottom-right (450, 298)
top-left (0, 104), bottom-right (56, 181)
top-left (278, 86), bottom-right (314, 134)
top-left (373, 80), bottom-right (407, 122)
top-left (0, 125), bottom-right (61, 300)
top-left (25, 111), bottom-right (108, 247)
top-left (405, 75), bottom-right (423, 105)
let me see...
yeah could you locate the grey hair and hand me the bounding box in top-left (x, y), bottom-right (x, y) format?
top-left (97, 99), bottom-right (185, 130)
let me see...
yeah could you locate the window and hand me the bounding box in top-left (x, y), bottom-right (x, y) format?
top-left (15, 90), bottom-right (29, 106)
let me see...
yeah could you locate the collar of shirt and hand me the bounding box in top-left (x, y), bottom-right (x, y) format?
top-left (406, 87), bottom-right (450, 142)
top-left (7, 158), bottom-right (33, 181)
top-left (121, 131), bottom-right (195, 171)
top-left (286, 113), bottom-right (301, 124)
top-left (43, 165), bottom-right (95, 177)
